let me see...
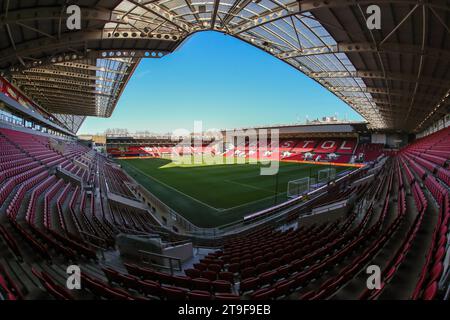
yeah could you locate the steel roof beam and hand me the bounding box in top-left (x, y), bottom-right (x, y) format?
top-left (277, 42), bottom-right (450, 60)
top-left (12, 74), bottom-right (109, 88)
top-left (0, 30), bottom-right (179, 71)
top-left (126, 0), bottom-right (193, 33)
top-left (22, 68), bottom-right (122, 83)
top-left (5, 49), bottom-right (166, 74)
top-left (222, 0), bottom-right (253, 25)
top-left (0, 7), bottom-right (118, 26)
top-left (42, 107), bottom-right (98, 116)
top-left (312, 71), bottom-right (450, 88)
top-left (346, 98), bottom-right (437, 111)
top-left (329, 86), bottom-right (444, 100)
top-left (230, 0), bottom-right (450, 35)
top-left (36, 100), bottom-right (97, 110)
top-left (18, 82), bottom-right (114, 96)
top-left (22, 89), bottom-right (98, 102)
top-left (38, 99), bottom-right (98, 108)
top-left (53, 62), bottom-right (128, 75)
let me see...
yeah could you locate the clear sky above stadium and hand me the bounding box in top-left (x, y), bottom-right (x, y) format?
top-left (78, 31), bottom-right (364, 135)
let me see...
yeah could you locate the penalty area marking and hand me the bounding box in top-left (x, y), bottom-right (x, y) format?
top-left (223, 179), bottom-right (274, 193)
top-left (219, 191), bottom-right (288, 213)
top-left (120, 162), bottom-right (221, 212)
top-left (122, 161), bottom-right (287, 213)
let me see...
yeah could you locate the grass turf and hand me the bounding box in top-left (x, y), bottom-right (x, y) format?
top-left (117, 156), bottom-right (353, 228)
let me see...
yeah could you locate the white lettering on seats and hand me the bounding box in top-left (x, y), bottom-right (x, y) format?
top-left (321, 141), bottom-right (335, 149)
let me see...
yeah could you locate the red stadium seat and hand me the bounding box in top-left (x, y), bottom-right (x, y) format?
top-left (201, 270), bottom-right (217, 281)
top-left (422, 282), bottom-right (438, 300)
top-left (162, 286), bottom-right (188, 300)
top-left (212, 280), bottom-right (232, 293)
top-left (185, 268), bottom-right (201, 278)
top-left (250, 288), bottom-right (275, 300)
top-left (239, 277), bottom-right (259, 294)
top-left (218, 271), bottom-right (234, 284)
top-left (191, 278), bottom-right (211, 291)
top-left (139, 280), bottom-right (161, 297)
top-left (188, 290), bottom-right (212, 300)
top-left (172, 275), bottom-right (192, 289)
top-left (215, 293), bottom-right (241, 301)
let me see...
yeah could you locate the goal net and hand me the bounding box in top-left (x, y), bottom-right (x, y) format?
top-left (287, 177), bottom-right (311, 198)
top-left (317, 167), bottom-right (336, 184)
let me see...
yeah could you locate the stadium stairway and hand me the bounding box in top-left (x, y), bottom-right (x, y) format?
top-left (291, 163), bottom-right (397, 299)
top-left (333, 159), bottom-right (419, 299)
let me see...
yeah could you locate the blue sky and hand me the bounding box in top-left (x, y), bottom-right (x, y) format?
top-left (79, 31), bottom-right (363, 135)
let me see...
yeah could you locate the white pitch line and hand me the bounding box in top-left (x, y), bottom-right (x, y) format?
top-left (222, 191), bottom-right (288, 212)
top-left (223, 179), bottom-right (274, 193)
top-left (122, 163), bottom-right (220, 212)
top-left (124, 161), bottom-right (287, 214)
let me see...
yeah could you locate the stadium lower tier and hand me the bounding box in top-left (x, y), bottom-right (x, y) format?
top-left (0, 126), bottom-right (449, 300)
top-left (106, 138), bottom-right (385, 164)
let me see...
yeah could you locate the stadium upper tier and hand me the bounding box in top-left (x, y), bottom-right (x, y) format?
top-left (106, 137), bottom-right (383, 164)
top-left (0, 1), bottom-right (449, 133)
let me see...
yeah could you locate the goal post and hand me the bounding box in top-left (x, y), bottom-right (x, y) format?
top-left (287, 177), bottom-right (311, 198)
top-left (317, 167), bottom-right (336, 184)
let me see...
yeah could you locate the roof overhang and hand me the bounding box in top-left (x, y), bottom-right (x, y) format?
top-left (1, 0), bottom-right (449, 133)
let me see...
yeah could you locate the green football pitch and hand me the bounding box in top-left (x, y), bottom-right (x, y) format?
top-left (117, 157), bottom-right (354, 228)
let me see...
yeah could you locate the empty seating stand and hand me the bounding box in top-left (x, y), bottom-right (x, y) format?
top-left (0, 126), bottom-right (449, 301)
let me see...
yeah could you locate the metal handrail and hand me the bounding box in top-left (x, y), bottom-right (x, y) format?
top-left (88, 242), bottom-right (106, 260)
top-left (138, 250), bottom-right (182, 275)
top-left (78, 232), bottom-right (109, 261)
top-left (80, 231), bottom-right (108, 248)
top-left (164, 239), bottom-right (191, 247)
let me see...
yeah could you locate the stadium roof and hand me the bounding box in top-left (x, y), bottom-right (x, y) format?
top-left (0, 0), bottom-right (449, 133)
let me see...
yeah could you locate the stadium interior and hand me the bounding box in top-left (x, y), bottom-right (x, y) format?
top-left (0, 0), bottom-right (449, 302)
